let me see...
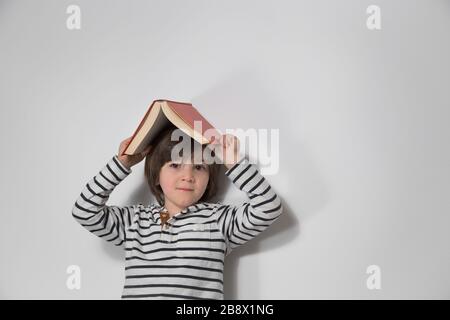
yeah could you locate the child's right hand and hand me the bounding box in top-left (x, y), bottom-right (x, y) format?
top-left (117, 137), bottom-right (153, 170)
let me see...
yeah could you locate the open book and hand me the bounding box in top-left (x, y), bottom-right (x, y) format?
top-left (123, 100), bottom-right (219, 156)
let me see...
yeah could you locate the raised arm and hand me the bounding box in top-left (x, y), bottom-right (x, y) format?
top-left (209, 134), bottom-right (283, 255)
top-left (71, 137), bottom-right (152, 246)
top-left (215, 157), bottom-right (283, 255)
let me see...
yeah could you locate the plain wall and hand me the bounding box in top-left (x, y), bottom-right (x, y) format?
top-left (0, 0), bottom-right (449, 299)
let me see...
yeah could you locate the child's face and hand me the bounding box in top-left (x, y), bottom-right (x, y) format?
top-left (158, 159), bottom-right (210, 212)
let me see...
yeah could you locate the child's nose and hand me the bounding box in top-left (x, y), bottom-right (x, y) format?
top-left (182, 176), bottom-right (194, 183)
top-left (181, 175), bottom-right (194, 183)
top-left (181, 165), bottom-right (194, 182)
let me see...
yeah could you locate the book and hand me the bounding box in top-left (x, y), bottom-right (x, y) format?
top-left (122, 99), bottom-right (220, 156)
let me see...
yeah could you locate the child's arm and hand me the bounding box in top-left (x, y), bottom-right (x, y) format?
top-left (215, 157), bottom-right (283, 255)
top-left (211, 135), bottom-right (283, 255)
top-left (72, 156), bottom-right (135, 246)
top-left (71, 137), bottom-right (152, 246)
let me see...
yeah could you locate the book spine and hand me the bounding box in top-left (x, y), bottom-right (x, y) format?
top-left (123, 100), bottom-right (157, 155)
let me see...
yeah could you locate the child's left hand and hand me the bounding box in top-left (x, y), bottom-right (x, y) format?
top-left (209, 134), bottom-right (243, 170)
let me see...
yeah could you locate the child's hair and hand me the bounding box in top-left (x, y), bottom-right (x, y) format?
top-left (144, 125), bottom-right (221, 206)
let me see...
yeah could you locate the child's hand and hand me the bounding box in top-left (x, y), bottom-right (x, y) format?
top-left (117, 137), bottom-right (152, 170)
top-left (210, 134), bottom-right (242, 170)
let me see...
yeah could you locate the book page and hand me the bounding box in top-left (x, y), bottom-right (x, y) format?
top-left (134, 107), bottom-right (172, 154)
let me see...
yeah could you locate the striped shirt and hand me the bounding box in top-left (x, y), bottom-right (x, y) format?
top-left (72, 155), bottom-right (283, 300)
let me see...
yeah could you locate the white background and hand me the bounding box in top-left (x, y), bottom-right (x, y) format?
top-left (0, 0), bottom-right (449, 299)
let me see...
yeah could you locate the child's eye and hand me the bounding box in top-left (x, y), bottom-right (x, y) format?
top-left (169, 163), bottom-right (180, 168)
top-left (194, 164), bottom-right (207, 171)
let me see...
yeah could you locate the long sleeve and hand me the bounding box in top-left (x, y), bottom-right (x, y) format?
top-left (71, 155), bottom-right (137, 247)
top-left (214, 157), bottom-right (283, 255)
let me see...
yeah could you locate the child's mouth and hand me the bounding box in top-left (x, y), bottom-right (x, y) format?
top-left (177, 188), bottom-right (194, 191)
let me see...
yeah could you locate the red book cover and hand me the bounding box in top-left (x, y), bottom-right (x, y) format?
top-left (123, 100), bottom-right (220, 155)
top-left (164, 100), bottom-right (217, 137)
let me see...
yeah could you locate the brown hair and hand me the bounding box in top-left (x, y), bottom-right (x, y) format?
top-left (144, 125), bottom-right (221, 206)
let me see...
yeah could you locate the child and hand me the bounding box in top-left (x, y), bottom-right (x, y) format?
top-left (72, 126), bottom-right (283, 300)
